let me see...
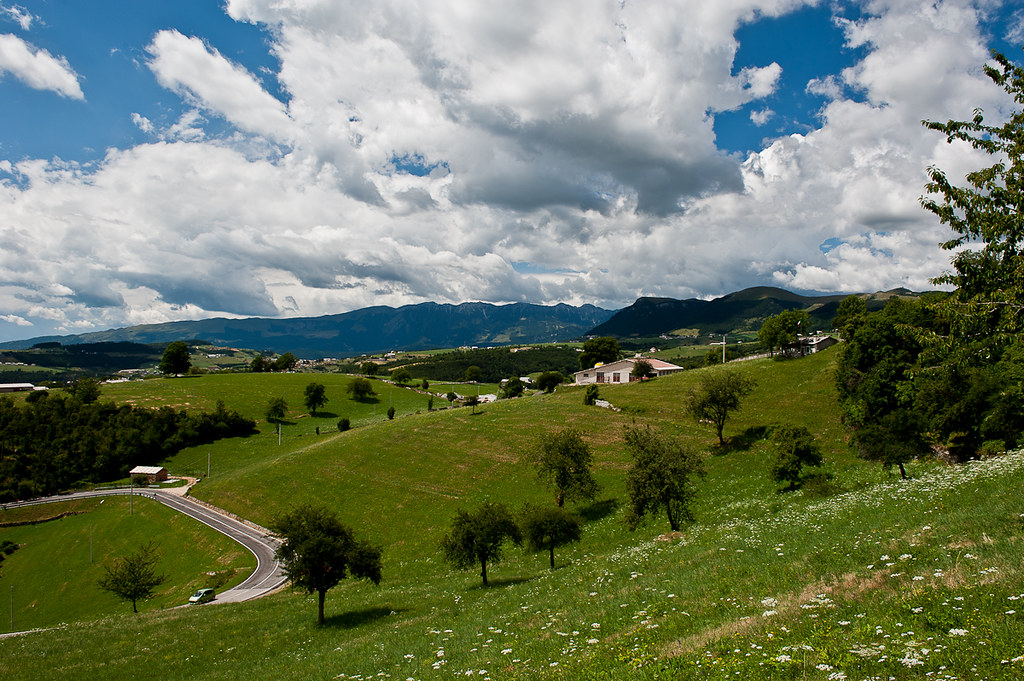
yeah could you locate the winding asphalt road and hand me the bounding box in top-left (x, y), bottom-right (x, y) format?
top-left (5, 486), bottom-right (286, 604)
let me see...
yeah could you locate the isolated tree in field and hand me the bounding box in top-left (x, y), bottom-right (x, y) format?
top-left (272, 505), bottom-right (382, 625)
top-left (446, 390), bottom-right (458, 406)
top-left (347, 377), bottom-right (376, 402)
top-left (360, 361), bottom-right (379, 376)
top-left (583, 384), bottom-right (600, 406)
top-left (391, 367), bottom-right (412, 384)
top-left (387, 405), bottom-right (396, 420)
top-left (631, 359), bottom-right (655, 381)
top-left (464, 365), bottom-right (482, 383)
top-left (420, 378), bottom-right (430, 390)
top-left (250, 354), bottom-right (270, 372)
top-left (687, 370), bottom-right (757, 445)
top-left (768, 424), bottom-right (823, 491)
top-left (464, 394), bottom-right (480, 414)
top-left (579, 336), bottom-right (621, 370)
top-left (265, 396), bottom-right (288, 424)
top-left (624, 424), bottom-right (705, 531)
top-left (440, 501), bottom-right (522, 586)
top-left (159, 341), bottom-right (191, 375)
top-left (529, 427), bottom-right (599, 507)
top-left (97, 542), bottom-right (167, 613)
top-left (520, 505), bottom-right (582, 568)
top-left (304, 382), bottom-right (328, 415)
top-left (536, 371), bottom-right (563, 393)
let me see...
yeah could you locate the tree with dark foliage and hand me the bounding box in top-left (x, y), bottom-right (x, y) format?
top-left (440, 501), bottom-right (521, 586)
top-left (304, 382), bottom-right (328, 415)
top-left (624, 424), bottom-right (704, 532)
top-left (520, 505), bottom-right (582, 569)
top-left (768, 424), bottom-right (823, 490)
top-left (159, 341), bottom-right (191, 375)
top-left (687, 370), bottom-right (756, 445)
top-left (272, 505), bottom-right (382, 625)
top-left (528, 427), bottom-right (599, 508)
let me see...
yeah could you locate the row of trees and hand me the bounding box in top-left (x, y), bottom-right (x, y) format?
top-left (250, 352), bottom-right (298, 373)
top-left (438, 423), bottom-right (706, 589)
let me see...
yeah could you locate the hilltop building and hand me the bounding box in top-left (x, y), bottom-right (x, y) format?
top-left (573, 357), bottom-right (683, 385)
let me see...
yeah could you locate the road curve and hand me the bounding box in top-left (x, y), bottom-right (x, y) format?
top-left (5, 488), bottom-right (287, 604)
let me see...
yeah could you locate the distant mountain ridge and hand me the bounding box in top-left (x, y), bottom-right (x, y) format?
top-left (0, 287), bottom-right (924, 358)
top-left (0, 302), bottom-right (616, 358)
top-left (585, 286), bottom-right (918, 338)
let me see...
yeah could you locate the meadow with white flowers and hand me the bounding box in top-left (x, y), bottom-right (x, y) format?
top-left (1, 349), bottom-right (1022, 680)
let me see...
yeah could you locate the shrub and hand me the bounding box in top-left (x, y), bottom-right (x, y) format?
top-left (337, 418), bottom-right (350, 432)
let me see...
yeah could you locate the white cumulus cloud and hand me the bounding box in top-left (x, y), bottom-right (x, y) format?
top-left (0, 33), bottom-right (83, 99)
top-left (0, 0), bottom-right (1018, 340)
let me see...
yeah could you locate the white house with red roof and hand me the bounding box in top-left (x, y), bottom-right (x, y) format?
top-left (572, 356), bottom-right (684, 385)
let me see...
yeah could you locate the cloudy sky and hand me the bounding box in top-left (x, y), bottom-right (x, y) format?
top-left (0, 0), bottom-right (1021, 342)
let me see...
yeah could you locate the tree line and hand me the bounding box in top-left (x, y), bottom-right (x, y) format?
top-left (0, 388), bottom-right (255, 502)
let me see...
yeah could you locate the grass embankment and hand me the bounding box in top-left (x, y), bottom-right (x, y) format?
top-left (2, 349), bottom-right (1022, 680)
top-left (0, 496), bottom-right (254, 632)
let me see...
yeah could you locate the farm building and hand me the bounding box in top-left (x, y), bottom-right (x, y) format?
top-left (0, 383), bottom-right (44, 393)
top-left (573, 357), bottom-right (684, 385)
top-left (129, 466), bottom-right (169, 484)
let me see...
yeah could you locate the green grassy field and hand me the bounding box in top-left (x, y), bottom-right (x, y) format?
top-left (0, 496), bottom-right (254, 632)
top-left (2, 350), bottom-right (1022, 680)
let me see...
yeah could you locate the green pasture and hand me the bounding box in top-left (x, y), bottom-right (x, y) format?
top-left (99, 373), bottom-right (484, 432)
top-left (2, 348), bottom-right (1022, 680)
top-left (0, 496), bottom-right (254, 631)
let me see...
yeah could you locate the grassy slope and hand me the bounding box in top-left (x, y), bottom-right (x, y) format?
top-left (0, 496), bottom-right (254, 631)
top-left (2, 350), bottom-right (1023, 680)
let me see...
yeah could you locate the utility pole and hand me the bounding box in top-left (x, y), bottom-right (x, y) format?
top-left (9, 585), bottom-right (12, 633)
top-left (722, 334), bottom-right (727, 364)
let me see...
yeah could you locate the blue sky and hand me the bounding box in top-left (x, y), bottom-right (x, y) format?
top-left (0, 0), bottom-right (1021, 342)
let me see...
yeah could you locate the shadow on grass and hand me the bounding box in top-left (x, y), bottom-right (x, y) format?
top-left (322, 606), bottom-right (406, 629)
top-left (713, 425), bottom-right (769, 455)
top-left (471, 576), bottom-right (535, 591)
top-left (313, 411), bottom-right (339, 419)
top-left (577, 497), bottom-right (619, 522)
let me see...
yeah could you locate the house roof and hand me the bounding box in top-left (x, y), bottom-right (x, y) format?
top-left (574, 356), bottom-right (682, 376)
top-left (130, 466), bottom-right (167, 475)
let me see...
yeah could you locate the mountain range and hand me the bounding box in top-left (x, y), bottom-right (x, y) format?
top-left (0, 287), bottom-right (918, 358)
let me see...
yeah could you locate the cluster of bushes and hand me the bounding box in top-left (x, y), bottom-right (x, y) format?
top-left (0, 392), bottom-right (255, 502)
top-left (0, 539), bottom-right (18, 576)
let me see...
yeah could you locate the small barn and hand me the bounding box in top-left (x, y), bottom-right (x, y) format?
top-left (129, 465), bottom-right (169, 484)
